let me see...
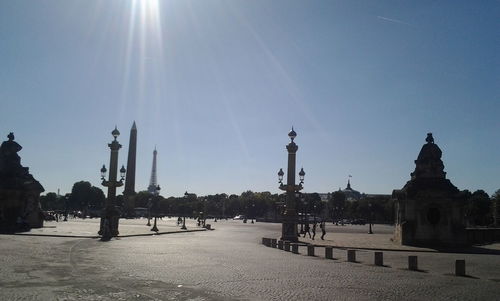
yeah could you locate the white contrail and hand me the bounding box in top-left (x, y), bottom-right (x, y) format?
top-left (377, 16), bottom-right (412, 26)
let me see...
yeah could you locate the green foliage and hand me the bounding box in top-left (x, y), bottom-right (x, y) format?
top-left (466, 190), bottom-right (492, 226)
top-left (40, 192), bottom-right (65, 210)
top-left (327, 191), bottom-right (346, 220)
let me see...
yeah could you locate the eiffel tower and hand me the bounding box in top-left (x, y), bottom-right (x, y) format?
top-left (147, 147), bottom-right (160, 195)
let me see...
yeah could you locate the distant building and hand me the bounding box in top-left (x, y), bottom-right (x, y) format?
top-left (341, 179), bottom-right (362, 201)
top-left (317, 181), bottom-right (390, 203)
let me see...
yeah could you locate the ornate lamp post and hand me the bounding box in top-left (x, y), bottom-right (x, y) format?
top-left (150, 191), bottom-right (160, 232)
top-left (181, 191), bottom-right (188, 230)
top-left (147, 185), bottom-right (161, 227)
top-left (98, 127), bottom-right (126, 240)
top-left (278, 127), bottom-right (305, 242)
top-left (368, 202), bottom-right (373, 234)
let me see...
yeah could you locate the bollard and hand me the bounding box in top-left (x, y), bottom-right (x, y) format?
top-left (455, 260), bottom-right (466, 276)
top-left (347, 249), bottom-right (356, 262)
top-left (307, 245), bottom-right (315, 256)
top-left (278, 240), bottom-right (284, 250)
top-left (271, 239), bottom-right (277, 248)
top-left (374, 252), bottom-right (383, 266)
top-left (292, 243), bottom-right (299, 254)
top-left (325, 247), bottom-right (333, 259)
top-left (408, 256), bottom-right (418, 271)
top-left (284, 241), bottom-right (291, 252)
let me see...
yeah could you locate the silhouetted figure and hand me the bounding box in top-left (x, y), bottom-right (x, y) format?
top-left (312, 222), bottom-right (317, 240)
top-left (303, 223), bottom-right (311, 238)
top-left (320, 221), bottom-right (326, 240)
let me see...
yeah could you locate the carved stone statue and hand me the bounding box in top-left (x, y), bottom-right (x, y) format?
top-left (0, 133), bottom-right (44, 232)
top-left (0, 133), bottom-right (23, 174)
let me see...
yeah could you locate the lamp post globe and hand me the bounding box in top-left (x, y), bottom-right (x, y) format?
top-left (101, 165), bottom-right (107, 180)
top-left (278, 168), bottom-right (284, 184)
top-left (120, 165), bottom-right (126, 180)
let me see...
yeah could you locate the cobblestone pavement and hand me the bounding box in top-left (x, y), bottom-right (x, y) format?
top-left (299, 223), bottom-right (500, 253)
top-left (1, 219), bottom-right (500, 300)
top-left (19, 217), bottom-right (206, 237)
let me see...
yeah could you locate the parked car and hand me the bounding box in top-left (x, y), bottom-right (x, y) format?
top-left (233, 215), bottom-right (246, 220)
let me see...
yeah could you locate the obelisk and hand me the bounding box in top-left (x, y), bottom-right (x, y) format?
top-left (123, 121), bottom-right (137, 217)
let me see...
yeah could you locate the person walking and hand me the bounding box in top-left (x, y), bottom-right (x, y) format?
top-left (312, 222), bottom-right (317, 240)
top-left (320, 221), bottom-right (326, 240)
top-left (303, 222), bottom-right (311, 238)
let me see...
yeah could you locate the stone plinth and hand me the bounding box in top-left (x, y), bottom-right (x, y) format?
top-left (393, 133), bottom-right (467, 247)
top-left (0, 133), bottom-right (44, 232)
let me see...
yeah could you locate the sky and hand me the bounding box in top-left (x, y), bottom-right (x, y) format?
top-left (0, 0), bottom-right (498, 197)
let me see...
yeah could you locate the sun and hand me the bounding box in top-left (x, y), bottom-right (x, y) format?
top-left (136, 0), bottom-right (160, 13)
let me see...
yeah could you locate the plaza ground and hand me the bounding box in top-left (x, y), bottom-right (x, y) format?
top-left (1, 218), bottom-right (500, 300)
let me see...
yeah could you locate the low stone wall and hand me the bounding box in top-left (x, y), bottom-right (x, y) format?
top-left (466, 228), bottom-right (500, 245)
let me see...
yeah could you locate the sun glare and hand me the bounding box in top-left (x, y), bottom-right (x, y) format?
top-left (135, 0), bottom-right (160, 14)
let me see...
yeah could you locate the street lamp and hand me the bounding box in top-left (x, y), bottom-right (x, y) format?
top-left (278, 127), bottom-right (305, 242)
top-left (150, 195), bottom-right (159, 232)
top-left (147, 198), bottom-right (152, 226)
top-left (299, 167), bottom-right (305, 184)
top-left (181, 191), bottom-right (188, 230)
top-left (278, 168), bottom-right (284, 184)
top-left (313, 204), bottom-right (317, 223)
top-left (120, 165), bottom-right (126, 180)
top-left (251, 203), bottom-right (255, 224)
top-left (101, 165), bottom-right (107, 179)
top-left (98, 126), bottom-right (126, 240)
top-left (147, 184), bottom-right (161, 228)
top-left (368, 203), bottom-right (373, 234)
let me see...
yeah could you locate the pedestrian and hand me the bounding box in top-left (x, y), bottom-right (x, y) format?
top-left (303, 223), bottom-right (311, 238)
top-left (320, 221), bottom-right (326, 240)
top-left (312, 222), bottom-right (317, 240)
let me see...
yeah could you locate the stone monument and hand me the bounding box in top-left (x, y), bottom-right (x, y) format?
top-left (392, 133), bottom-right (468, 247)
top-left (0, 133), bottom-right (44, 232)
top-left (123, 122), bottom-right (137, 217)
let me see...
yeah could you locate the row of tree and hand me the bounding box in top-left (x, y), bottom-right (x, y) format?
top-left (40, 180), bottom-right (500, 226)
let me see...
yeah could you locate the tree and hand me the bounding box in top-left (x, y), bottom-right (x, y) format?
top-left (89, 186), bottom-right (105, 209)
top-left (466, 190), bottom-right (491, 226)
top-left (67, 181), bottom-right (106, 215)
top-left (40, 192), bottom-right (64, 210)
top-left (328, 191), bottom-right (346, 222)
top-left (68, 181), bottom-right (93, 212)
top-left (493, 189), bottom-right (500, 226)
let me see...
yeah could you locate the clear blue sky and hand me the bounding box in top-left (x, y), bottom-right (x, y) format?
top-left (1, 0), bottom-right (498, 197)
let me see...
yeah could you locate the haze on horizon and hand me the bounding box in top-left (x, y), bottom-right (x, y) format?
top-left (0, 0), bottom-right (498, 197)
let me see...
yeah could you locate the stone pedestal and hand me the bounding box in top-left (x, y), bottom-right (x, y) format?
top-left (393, 134), bottom-right (468, 247)
top-left (325, 247), bottom-right (333, 259)
top-left (374, 252), bottom-right (383, 266)
top-left (0, 133), bottom-right (44, 233)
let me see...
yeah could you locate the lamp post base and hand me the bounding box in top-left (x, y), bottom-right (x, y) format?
top-left (98, 206), bottom-right (120, 238)
top-left (281, 210), bottom-right (298, 242)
